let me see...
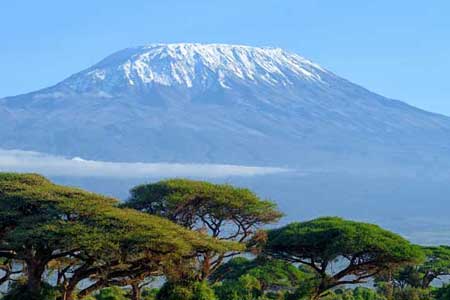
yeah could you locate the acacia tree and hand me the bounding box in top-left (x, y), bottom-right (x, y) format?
top-left (58, 207), bottom-right (234, 300)
top-left (124, 179), bottom-right (282, 281)
top-left (0, 173), bottom-right (105, 295)
top-left (262, 217), bottom-right (424, 300)
top-left (376, 245), bottom-right (450, 291)
top-left (0, 173), bottom-right (234, 300)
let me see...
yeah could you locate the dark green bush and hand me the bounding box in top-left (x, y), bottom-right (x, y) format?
top-left (393, 287), bottom-right (432, 300)
top-left (434, 284), bottom-right (450, 300)
top-left (3, 283), bottom-right (60, 300)
top-left (157, 281), bottom-right (216, 300)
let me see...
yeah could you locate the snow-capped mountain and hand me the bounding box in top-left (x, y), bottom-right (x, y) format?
top-left (2, 43), bottom-right (450, 170)
top-left (59, 44), bottom-right (327, 93)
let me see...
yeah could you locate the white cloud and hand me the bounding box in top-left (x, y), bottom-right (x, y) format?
top-left (0, 149), bottom-right (290, 178)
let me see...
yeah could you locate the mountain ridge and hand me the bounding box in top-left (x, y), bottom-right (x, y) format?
top-left (1, 43), bottom-right (450, 170)
top-left (27, 43), bottom-right (331, 98)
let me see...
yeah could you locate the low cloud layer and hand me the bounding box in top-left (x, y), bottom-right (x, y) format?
top-left (0, 149), bottom-right (289, 178)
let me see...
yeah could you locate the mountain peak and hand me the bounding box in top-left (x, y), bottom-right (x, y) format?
top-left (54, 43), bottom-right (330, 96)
top-left (2, 42), bottom-right (450, 168)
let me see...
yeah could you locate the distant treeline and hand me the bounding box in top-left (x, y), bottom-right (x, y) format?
top-left (0, 173), bottom-right (449, 300)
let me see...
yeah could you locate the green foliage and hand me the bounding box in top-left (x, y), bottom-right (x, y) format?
top-left (212, 257), bottom-right (309, 292)
top-left (392, 287), bottom-right (432, 300)
top-left (213, 257), bottom-right (317, 300)
top-left (320, 287), bottom-right (386, 300)
top-left (125, 179), bottom-right (280, 279)
top-left (126, 178), bottom-right (282, 234)
top-left (422, 245), bottom-right (450, 271)
top-left (93, 286), bottom-right (128, 300)
top-left (141, 288), bottom-right (159, 300)
top-left (0, 173), bottom-right (229, 257)
top-left (434, 284), bottom-right (450, 300)
top-left (0, 173), bottom-right (232, 298)
top-left (284, 276), bottom-right (320, 300)
top-left (157, 280), bottom-right (216, 300)
top-left (375, 282), bottom-right (394, 300)
top-left (374, 245), bottom-right (450, 299)
top-left (0, 173), bottom-right (115, 253)
top-left (3, 282), bottom-right (60, 300)
top-left (419, 245), bottom-right (450, 287)
top-left (214, 274), bottom-right (263, 300)
top-left (0, 173), bottom-right (445, 300)
top-left (396, 265), bottom-right (423, 287)
top-left (193, 281), bottom-right (218, 300)
top-left (157, 282), bottom-right (194, 300)
top-left (264, 217), bottom-right (424, 298)
top-left (18, 175), bottom-right (227, 252)
top-left (265, 217), bottom-right (423, 266)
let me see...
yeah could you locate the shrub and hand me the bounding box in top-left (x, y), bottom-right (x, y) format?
top-left (157, 281), bottom-right (216, 300)
top-left (435, 284), bottom-right (450, 300)
top-left (3, 283), bottom-right (60, 300)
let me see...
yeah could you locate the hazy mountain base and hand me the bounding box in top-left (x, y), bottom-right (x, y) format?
top-left (52, 171), bottom-right (450, 246)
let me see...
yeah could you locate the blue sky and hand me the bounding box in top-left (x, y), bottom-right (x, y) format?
top-left (1, 1), bottom-right (449, 114)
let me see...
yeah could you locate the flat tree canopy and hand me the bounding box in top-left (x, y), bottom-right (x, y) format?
top-left (0, 173), bottom-right (234, 299)
top-left (126, 179), bottom-right (282, 233)
top-left (0, 173), bottom-right (225, 256)
top-left (125, 179), bottom-right (281, 280)
top-left (263, 217), bottom-right (424, 299)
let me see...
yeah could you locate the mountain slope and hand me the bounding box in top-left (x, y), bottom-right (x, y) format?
top-left (1, 43), bottom-right (450, 170)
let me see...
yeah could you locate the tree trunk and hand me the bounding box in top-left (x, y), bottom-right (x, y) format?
top-left (62, 283), bottom-right (77, 300)
top-left (201, 253), bottom-right (211, 280)
top-left (62, 293), bottom-right (74, 300)
top-left (311, 293), bottom-right (322, 300)
top-left (26, 259), bottom-right (45, 293)
top-left (78, 280), bottom-right (106, 298)
top-left (131, 282), bottom-right (142, 300)
top-left (421, 272), bottom-right (436, 289)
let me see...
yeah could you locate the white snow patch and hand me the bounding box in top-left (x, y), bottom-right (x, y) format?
top-left (62, 43), bottom-right (330, 92)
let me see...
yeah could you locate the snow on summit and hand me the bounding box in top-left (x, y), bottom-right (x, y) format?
top-left (3, 41), bottom-right (450, 168)
top-left (59, 43), bottom-right (329, 94)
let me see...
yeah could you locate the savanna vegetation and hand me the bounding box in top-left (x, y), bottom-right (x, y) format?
top-left (0, 173), bottom-right (449, 300)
